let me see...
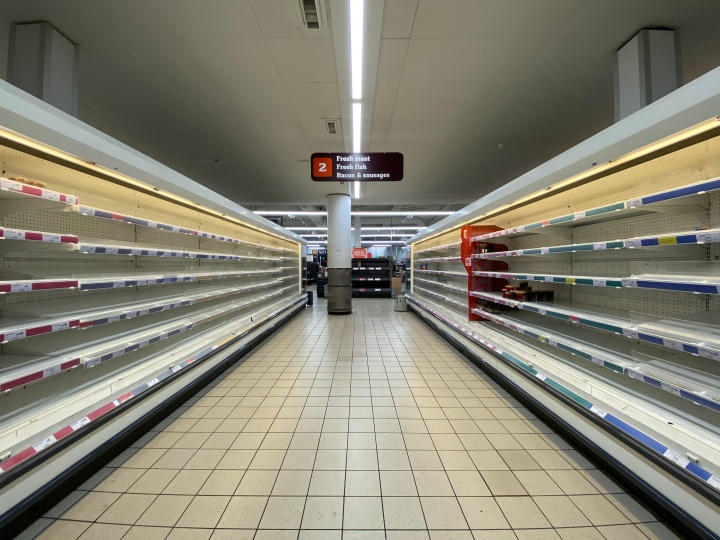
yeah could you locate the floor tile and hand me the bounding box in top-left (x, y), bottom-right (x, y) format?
top-left (495, 496), bottom-right (552, 529)
top-left (380, 470), bottom-right (418, 496)
top-left (383, 496), bottom-right (426, 529)
top-left (96, 493), bottom-right (155, 524)
top-left (345, 470), bottom-right (381, 496)
top-left (421, 496), bottom-right (468, 529)
top-left (175, 495), bottom-right (230, 528)
top-left (272, 470), bottom-right (312, 495)
top-left (308, 470), bottom-right (345, 496)
top-left (458, 496), bottom-right (509, 529)
top-left (136, 495), bottom-right (193, 527)
top-left (343, 497), bottom-right (384, 529)
top-left (534, 496), bottom-right (592, 527)
top-left (301, 496), bottom-right (343, 529)
top-left (258, 496), bottom-right (306, 529)
top-left (216, 496), bottom-right (268, 528)
top-left (62, 492), bottom-right (121, 522)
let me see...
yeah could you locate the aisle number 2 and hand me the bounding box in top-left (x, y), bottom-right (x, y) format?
top-left (313, 157), bottom-right (332, 177)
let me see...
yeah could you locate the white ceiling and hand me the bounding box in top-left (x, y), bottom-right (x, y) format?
top-left (1, 0), bottom-right (720, 220)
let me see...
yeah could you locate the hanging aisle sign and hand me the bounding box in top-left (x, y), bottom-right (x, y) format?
top-left (311, 153), bottom-right (403, 182)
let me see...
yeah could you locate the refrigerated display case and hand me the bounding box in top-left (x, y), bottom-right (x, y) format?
top-left (0, 81), bottom-right (305, 526)
top-left (407, 70), bottom-right (720, 537)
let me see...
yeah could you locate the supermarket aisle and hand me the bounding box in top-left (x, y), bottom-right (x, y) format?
top-left (24, 299), bottom-right (680, 540)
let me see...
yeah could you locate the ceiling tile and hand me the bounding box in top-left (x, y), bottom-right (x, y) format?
top-left (371, 39), bottom-right (409, 151)
top-left (79, 0), bottom-right (262, 40)
top-left (266, 38), bottom-right (337, 82)
top-left (381, 0), bottom-right (418, 39)
top-left (411, 0), bottom-right (586, 40)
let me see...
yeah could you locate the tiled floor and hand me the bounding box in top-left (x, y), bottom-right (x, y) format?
top-left (22, 298), bottom-right (681, 540)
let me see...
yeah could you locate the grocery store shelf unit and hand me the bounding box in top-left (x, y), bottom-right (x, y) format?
top-left (351, 257), bottom-right (392, 297)
top-left (408, 70), bottom-right (720, 538)
top-left (0, 80), bottom-right (305, 533)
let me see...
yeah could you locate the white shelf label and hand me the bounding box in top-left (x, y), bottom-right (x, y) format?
top-left (535, 372), bottom-right (547, 381)
top-left (541, 247), bottom-right (549, 254)
top-left (105, 247), bottom-right (119, 255)
top-left (171, 365), bottom-right (181, 373)
top-left (708, 476), bottom-right (720, 489)
top-left (623, 328), bottom-right (639, 340)
top-left (11, 283), bottom-right (32, 292)
top-left (52, 321), bottom-right (70, 332)
top-left (593, 242), bottom-right (607, 250)
top-left (147, 377), bottom-right (160, 387)
top-left (626, 197), bottom-right (643, 208)
top-left (663, 449), bottom-right (690, 468)
top-left (663, 339), bottom-right (684, 351)
top-left (696, 231), bottom-right (720, 244)
top-left (589, 405), bottom-right (608, 418)
top-left (43, 233), bottom-right (62, 243)
top-left (147, 250), bottom-right (158, 256)
top-left (107, 315), bottom-right (121, 324)
top-left (627, 369), bottom-right (643, 380)
top-left (4, 229), bottom-right (23, 240)
top-left (33, 436), bottom-right (56, 452)
top-left (44, 191), bottom-right (60, 202)
top-left (85, 357), bottom-right (101, 368)
top-left (574, 211), bottom-right (586, 219)
top-left (138, 309), bottom-right (150, 316)
top-left (622, 278), bottom-right (638, 288)
top-left (547, 338), bottom-right (558, 347)
top-left (139, 339), bottom-right (150, 348)
top-left (538, 308), bottom-right (547, 315)
top-left (699, 347), bottom-right (720, 361)
top-left (71, 417), bottom-right (90, 430)
top-left (544, 276), bottom-right (553, 282)
top-left (112, 281), bottom-right (125, 288)
top-left (43, 365), bottom-right (62, 377)
top-left (111, 349), bottom-right (124, 358)
top-left (624, 239), bottom-right (642, 248)
top-left (4, 329), bottom-right (25, 341)
top-left (660, 382), bottom-right (682, 396)
top-left (590, 356), bottom-right (604, 366)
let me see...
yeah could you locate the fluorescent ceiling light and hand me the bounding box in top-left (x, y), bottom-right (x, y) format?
top-left (353, 102), bottom-right (362, 153)
top-left (350, 0), bottom-right (364, 100)
top-left (287, 227), bottom-right (425, 231)
top-left (361, 240), bottom-right (405, 244)
top-left (256, 211), bottom-right (453, 217)
top-left (371, 245), bottom-right (391, 248)
top-left (354, 181), bottom-right (360, 199)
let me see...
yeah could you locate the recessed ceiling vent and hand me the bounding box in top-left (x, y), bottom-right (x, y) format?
top-left (325, 119), bottom-right (341, 135)
top-left (298, 0), bottom-right (326, 29)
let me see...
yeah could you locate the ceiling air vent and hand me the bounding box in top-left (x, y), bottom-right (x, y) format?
top-left (325, 119), bottom-right (341, 135)
top-left (298, 0), bottom-right (326, 29)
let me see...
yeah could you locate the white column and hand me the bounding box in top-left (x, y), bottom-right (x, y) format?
top-left (615, 29), bottom-right (680, 121)
top-left (352, 215), bottom-right (362, 248)
top-left (326, 193), bottom-right (352, 314)
top-left (8, 22), bottom-right (78, 117)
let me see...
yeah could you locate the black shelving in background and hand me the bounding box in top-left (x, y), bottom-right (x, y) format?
top-left (352, 257), bottom-right (392, 298)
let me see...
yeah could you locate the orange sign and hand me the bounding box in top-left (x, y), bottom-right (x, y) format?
top-left (352, 247), bottom-right (368, 258)
top-left (312, 156), bottom-right (333, 178)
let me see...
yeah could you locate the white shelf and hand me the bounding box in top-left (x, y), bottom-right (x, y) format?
top-left (77, 205), bottom-right (296, 253)
top-left (415, 256), bottom-right (462, 263)
top-left (0, 286), bottom-right (295, 393)
top-left (415, 269), bottom-right (466, 278)
top-left (471, 307), bottom-right (720, 412)
top-left (0, 279), bottom-right (285, 345)
top-left (0, 267), bottom-right (291, 295)
top-left (470, 177), bottom-right (720, 243)
top-left (415, 277), bottom-right (466, 295)
top-left (413, 241), bottom-right (461, 255)
top-left (0, 294), bottom-right (306, 471)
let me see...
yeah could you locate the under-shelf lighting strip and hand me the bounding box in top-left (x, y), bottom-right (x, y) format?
top-left (405, 294), bottom-right (720, 491)
top-left (415, 256), bottom-right (462, 263)
top-left (0, 294), bottom-right (307, 475)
